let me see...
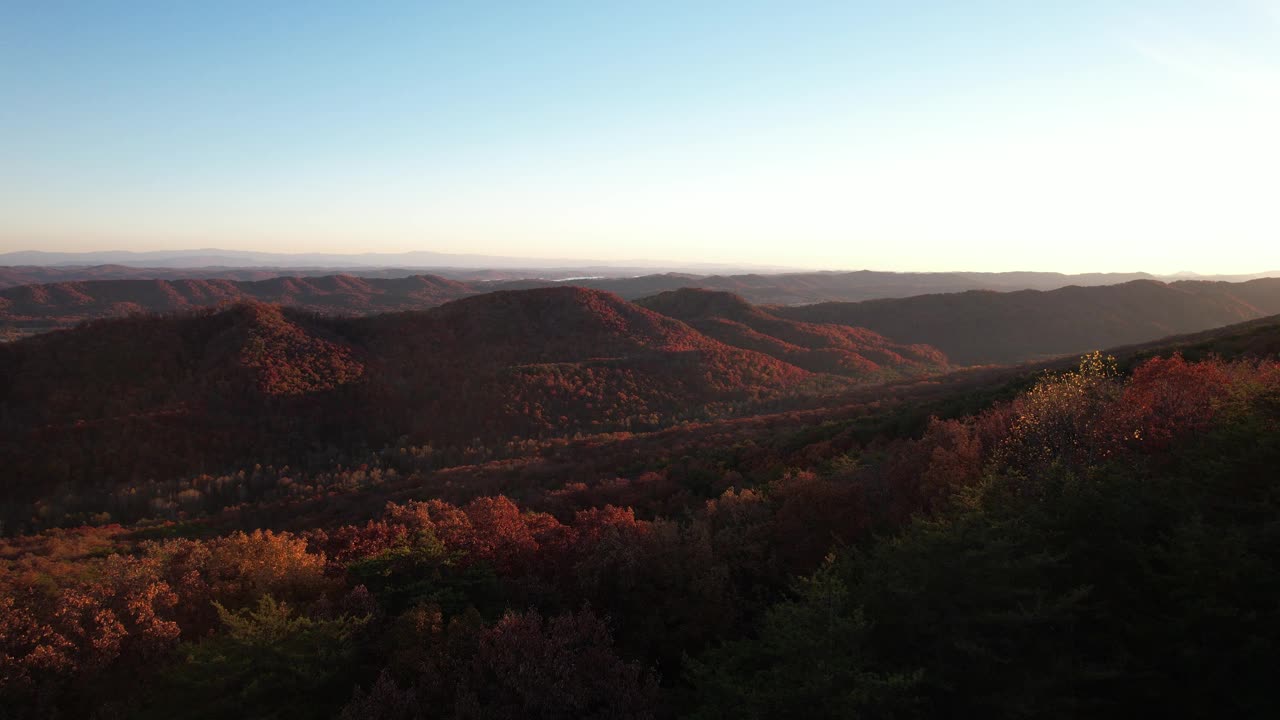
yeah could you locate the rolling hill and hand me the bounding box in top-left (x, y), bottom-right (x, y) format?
top-left (9, 270), bottom-right (1280, 344)
top-left (637, 288), bottom-right (946, 379)
top-left (0, 287), bottom-right (944, 498)
top-left (775, 278), bottom-right (1280, 365)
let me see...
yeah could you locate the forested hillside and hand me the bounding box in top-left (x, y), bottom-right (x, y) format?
top-left (638, 288), bottom-right (946, 376)
top-left (0, 288), bottom-right (946, 526)
top-left (776, 278), bottom-right (1280, 364)
top-left (3, 314), bottom-right (1279, 718)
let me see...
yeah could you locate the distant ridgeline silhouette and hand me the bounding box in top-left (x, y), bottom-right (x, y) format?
top-left (5, 272), bottom-right (1280, 365)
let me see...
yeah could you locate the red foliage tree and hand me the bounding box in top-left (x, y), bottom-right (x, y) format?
top-left (455, 608), bottom-right (658, 720)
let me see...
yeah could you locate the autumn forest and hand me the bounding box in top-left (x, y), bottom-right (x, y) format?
top-left (2, 276), bottom-right (1279, 719)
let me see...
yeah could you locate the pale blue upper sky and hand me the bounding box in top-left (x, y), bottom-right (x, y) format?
top-left (2, 1), bottom-right (1277, 272)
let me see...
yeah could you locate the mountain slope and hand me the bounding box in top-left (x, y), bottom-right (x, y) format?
top-left (0, 288), bottom-right (854, 496)
top-left (10, 275), bottom-right (1280, 369)
top-left (637, 288), bottom-right (947, 379)
top-left (775, 278), bottom-right (1280, 365)
top-left (348, 287), bottom-right (819, 443)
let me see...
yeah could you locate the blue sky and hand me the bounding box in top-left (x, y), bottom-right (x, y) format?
top-left (2, 1), bottom-right (1278, 272)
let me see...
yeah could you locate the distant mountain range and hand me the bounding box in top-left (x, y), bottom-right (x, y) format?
top-left (0, 248), bottom-right (796, 273)
top-left (0, 265), bottom-right (1174, 297)
top-left (0, 274), bottom-right (478, 324)
top-left (776, 278), bottom-right (1280, 365)
top-left (8, 266), bottom-right (1280, 326)
top-left (7, 272), bottom-right (1280, 365)
top-left (0, 264), bottom-right (625, 288)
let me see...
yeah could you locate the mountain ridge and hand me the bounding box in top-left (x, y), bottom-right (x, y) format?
top-left (0, 287), bottom-right (945, 496)
top-left (9, 274), bottom-right (1280, 367)
top-left (774, 278), bottom-right (1280, 365)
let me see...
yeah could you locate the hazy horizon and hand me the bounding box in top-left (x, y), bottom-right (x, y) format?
top-left (4, 1), bottom-right (1278, 274)
top-left (4, 246), bottom-right (1280, 278)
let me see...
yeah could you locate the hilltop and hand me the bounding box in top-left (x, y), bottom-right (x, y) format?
top-left (637, 288), bottom-right (946, 379)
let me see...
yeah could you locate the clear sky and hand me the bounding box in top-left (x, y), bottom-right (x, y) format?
top-left (2, 1), bottom-right (1277, 273)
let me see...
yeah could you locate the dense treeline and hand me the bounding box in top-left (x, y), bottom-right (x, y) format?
top-left (4, 346), bottom-right (1279, 718)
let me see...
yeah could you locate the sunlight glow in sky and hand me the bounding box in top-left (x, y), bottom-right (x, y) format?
top-left (2, 1), bottom-right (1278, 273)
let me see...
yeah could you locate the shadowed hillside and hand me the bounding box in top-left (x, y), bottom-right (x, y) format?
top-left (775, 278), bottom-right (1280, 365)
